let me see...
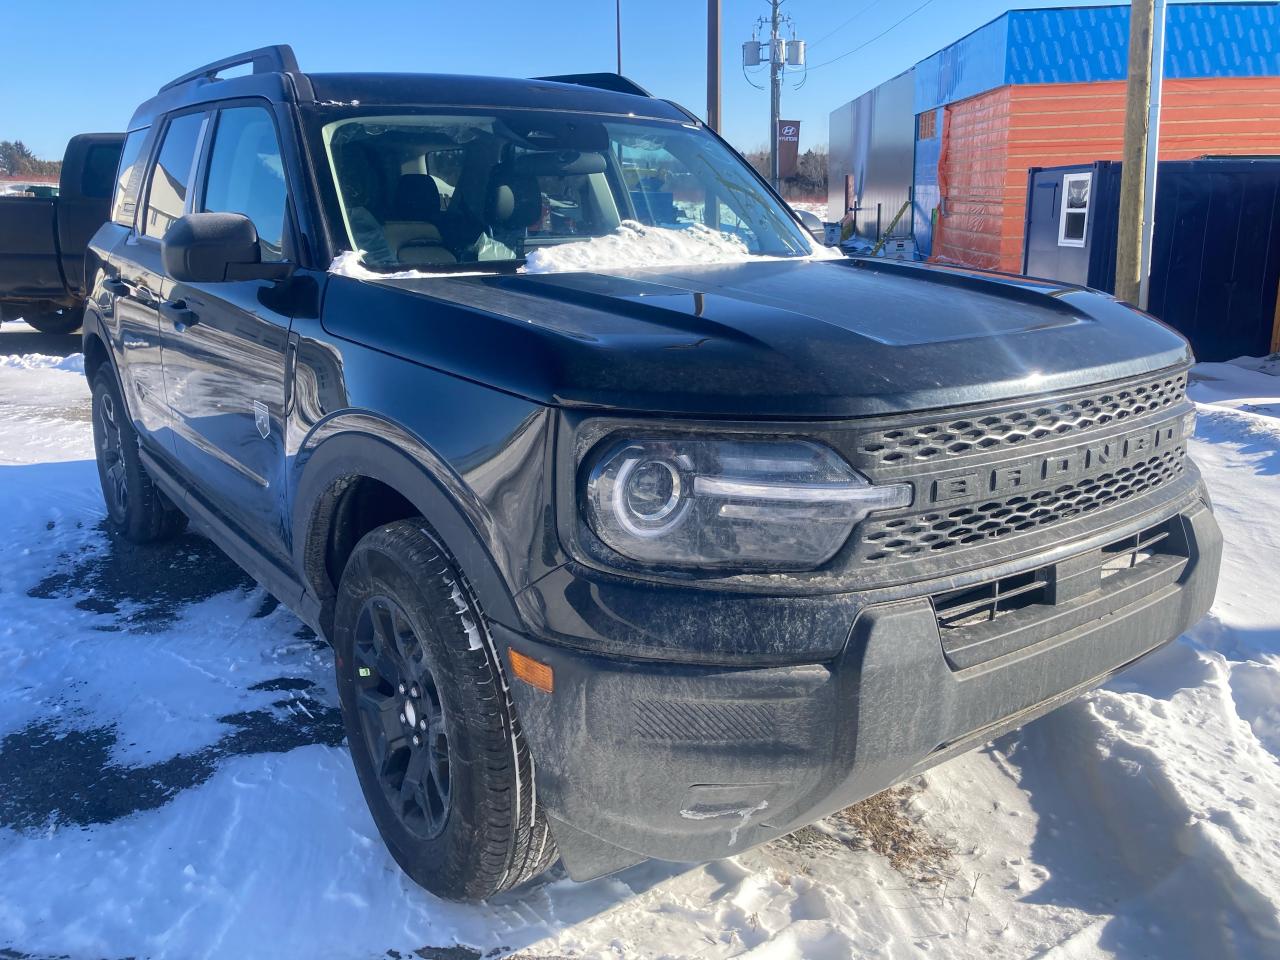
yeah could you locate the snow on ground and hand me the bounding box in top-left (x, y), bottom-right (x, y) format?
top-left (786, 200), bottom-right (828, 219)
top-left (0, 326), bottom-right (1277, 959)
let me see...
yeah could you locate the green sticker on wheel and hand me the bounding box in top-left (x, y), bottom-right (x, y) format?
top-left (358, 666), bottom-right (371, 677)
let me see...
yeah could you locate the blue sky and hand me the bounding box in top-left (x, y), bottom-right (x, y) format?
top-left (0, 1), bottom-right (1231, 160)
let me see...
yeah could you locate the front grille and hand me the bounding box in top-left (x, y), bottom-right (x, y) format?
top-left (858, 446), bottom-right (1185, 564)
top-left (1100, 523), bottom-right (1176, 580)
top-left (934, 568), bottom-right (1051, 631)
top-left (931, 517), bottom-right (1188, 670)
top-left (856, 372), bottom-right (1188, 467)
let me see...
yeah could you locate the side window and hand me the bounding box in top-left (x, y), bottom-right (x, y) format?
top-left (143, 112), bottom-right (205, 239)
top-left (1058, 172), bottom-right (1091, 248)
top-left (110, 128), bottom-right (150, 227)
top-left (81, 142), bottom-right (123, 200)
top-left (201, 106), bottom-right (289, 261)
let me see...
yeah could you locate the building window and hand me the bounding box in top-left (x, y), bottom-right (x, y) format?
top-left (1058, 172), bottom-right (1091, 247)
top-left (917, 110), bottom-right (937, 140)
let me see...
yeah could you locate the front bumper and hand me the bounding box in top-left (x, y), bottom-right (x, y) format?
top-left (503, 499), bottom-right (1221, 881)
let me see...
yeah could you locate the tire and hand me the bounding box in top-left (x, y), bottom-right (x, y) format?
top-left (90, 367), bottom-right (188, 542)
top-left (334, 520), bottom-right (557, 901)
top-left (24, 304), bottom-right (83, 335)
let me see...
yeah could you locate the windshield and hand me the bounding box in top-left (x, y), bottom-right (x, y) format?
top-left (318, 108), bottom-right (814, 272)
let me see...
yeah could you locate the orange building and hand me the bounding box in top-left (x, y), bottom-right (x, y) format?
top-left (828, 3), bottom-right (1280, 273)
top-left (939, 76), bottom-right (1280, 273)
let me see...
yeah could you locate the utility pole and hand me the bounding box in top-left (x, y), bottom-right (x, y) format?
top-left (742, 2), bottom-right (803, 189)
top-left (1138, 0), bottom-right (1168, 311)
top-left (768, 0), bottom-right (782, 190)
top-left (1115, 0), bottom-right (1157, 306)
top-left (707, 0), bottom-right (721, 132)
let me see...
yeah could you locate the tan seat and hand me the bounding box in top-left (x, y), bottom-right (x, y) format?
top-left (384, 174), bottom-right (456, 264)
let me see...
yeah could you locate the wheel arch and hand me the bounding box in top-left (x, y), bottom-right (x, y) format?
top-left (80, 299), bottom-right (110, 372)
top-left (292, 414), bottom-right (522, 641)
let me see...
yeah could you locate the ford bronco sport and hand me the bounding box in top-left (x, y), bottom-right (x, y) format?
top-left (82, 46), bottom-right (1221, 902)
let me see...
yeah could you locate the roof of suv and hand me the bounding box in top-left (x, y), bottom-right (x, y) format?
top-left (127, 45), bottom-right (691, 130)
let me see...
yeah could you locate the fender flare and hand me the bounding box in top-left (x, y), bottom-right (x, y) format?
top-left (80, 300), bottom-right (112, 376)
top-left (291, 412), bottom-right (522, 634)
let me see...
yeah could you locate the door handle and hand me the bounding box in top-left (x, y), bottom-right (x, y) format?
top-left (135, 285), bottom-right (158, 306)
top-left (102, 277), bottom-right (129, 296)
top-left (160, 298), bottom-right (199, 331)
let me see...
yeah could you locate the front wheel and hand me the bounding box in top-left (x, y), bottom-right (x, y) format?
top-left (334, 520), bottom-right (557, 901)
top-left (90, 368), bottom-right (188, 542)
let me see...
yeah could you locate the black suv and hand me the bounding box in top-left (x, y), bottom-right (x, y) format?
top-left (83, 46), bottom-right (1221, 902)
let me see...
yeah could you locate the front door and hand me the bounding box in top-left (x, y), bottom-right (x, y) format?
top-left (158, 104), bottom-right (297, 567)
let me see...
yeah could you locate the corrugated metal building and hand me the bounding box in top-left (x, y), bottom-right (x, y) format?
top-left (828, 2), bottom-right (1280, 272)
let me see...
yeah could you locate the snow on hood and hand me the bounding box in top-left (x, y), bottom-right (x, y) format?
top-left (328, 220), bottom-right (840, 280)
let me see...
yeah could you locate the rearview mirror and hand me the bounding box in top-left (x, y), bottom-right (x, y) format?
top-left (162, 212), bottom-right (292, 283)
top-left (793, 208), bottom-right (826, 242)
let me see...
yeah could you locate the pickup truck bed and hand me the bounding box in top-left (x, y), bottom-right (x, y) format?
top-left (0, 133), bottom-right (122, 333)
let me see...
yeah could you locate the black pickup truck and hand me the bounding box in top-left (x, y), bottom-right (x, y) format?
top-left (82, 46), bottom-right (1220, 902)
top-left (0, 133), bottom-right (123, 333)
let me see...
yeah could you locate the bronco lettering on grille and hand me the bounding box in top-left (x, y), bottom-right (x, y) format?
top-left (929, 420), bottom-right (1181, 505)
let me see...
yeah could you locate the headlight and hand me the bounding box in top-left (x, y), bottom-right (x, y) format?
top-left (582, 437), bottom-right (911, 570)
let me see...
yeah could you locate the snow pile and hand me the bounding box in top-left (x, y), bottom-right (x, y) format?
top-left (523, 220), bottom-right (756, 273)
top-left (0, 352), bottom-right (84, 372)
top-left (1, 343), bottom-right (1278, 959)
top-left (327, 250), bottom-right (489, 281)
top-left (329, 221), bottom-right (840, 280)
top-left (1226, 352), bottom-right (1280, 377)
top-left (788, 200), bottom-right (829, 219)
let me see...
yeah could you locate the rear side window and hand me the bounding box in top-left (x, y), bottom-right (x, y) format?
top-left (144, 112), bottom-right (205, 238)
top-left (201, 106), bottom-right (289, 261)
top-left (110, 128), bottom-right (150, 227)
top-left (81, 141), bottom-right (123, 199)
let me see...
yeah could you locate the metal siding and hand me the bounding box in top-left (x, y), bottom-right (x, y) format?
top-left (827, 71), bottom-right (916, 242)
top-left (827, 100), bottom-right (855, 222)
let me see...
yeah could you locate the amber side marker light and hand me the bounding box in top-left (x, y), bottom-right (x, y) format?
top-left (509, 648), bottom-right (554, 694)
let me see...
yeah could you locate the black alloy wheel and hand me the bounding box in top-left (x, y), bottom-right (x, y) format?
top-left (333, 520), bottom-right (557, 901)
top-left (89, 368), bottom-right (188, 542)
top-left (96, 387), bottom-right (129, 520)
top-left (352, 594), bottom-right (452, 839)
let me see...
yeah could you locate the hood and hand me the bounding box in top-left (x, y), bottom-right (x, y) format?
top-left (322, 257), bottom-right (1192, 418)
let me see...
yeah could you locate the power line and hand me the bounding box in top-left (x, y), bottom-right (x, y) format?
top-left (809, 0), bottom-right (881, 49)
top-left (806, 0), bottom-right (939, 71)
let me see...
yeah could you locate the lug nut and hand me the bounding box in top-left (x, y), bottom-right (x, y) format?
top-left (419, 719), bottom-right (427, 731)
top-left (410, 685), bottom-right (420, 698)
top-left (399, 712), bottom-right (407, 725)
top-left (398, 683), bottom-right (407, 695)
top-left (412, 734), bottom-right (421, 747)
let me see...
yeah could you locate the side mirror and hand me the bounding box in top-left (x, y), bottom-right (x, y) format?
top-left (162, 212), bottom-right (292, 283)
top-left (794, 208), bottom-right (826, 243)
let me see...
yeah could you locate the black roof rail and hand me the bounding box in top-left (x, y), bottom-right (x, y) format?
top-left (159, 44), bottom-right (301, 93)
top-left (534, 73), bottom-right (652, 98)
